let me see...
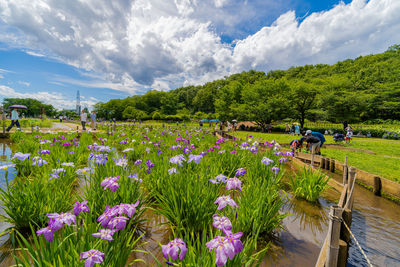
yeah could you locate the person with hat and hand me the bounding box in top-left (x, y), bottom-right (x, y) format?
top-left (305, 131), bottom-right (321, 154)
top-left (6, 107), bottom-right (21, 132)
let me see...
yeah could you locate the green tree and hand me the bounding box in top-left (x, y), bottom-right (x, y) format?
top-left (288, 81), bottom-right (319, 128)
top-left (239, 79), bottom-right (290, 129)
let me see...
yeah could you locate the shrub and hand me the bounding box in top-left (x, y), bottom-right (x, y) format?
top-left (289, 167), bottom-right (329, 202)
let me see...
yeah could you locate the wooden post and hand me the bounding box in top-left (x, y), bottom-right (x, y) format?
top-left (343, 156), bottom-right (348, 185)
top-left (341, 208), bottom-right (352, 243)
top-left (338, 240), bottom-right (348, 267)
top-left (321, 157), bottom-right (326, 169)
top-left (326, 158), bottom-right (330, 171)
top-left (330, 159), bottom-right (335, 173)
top-left (311, 145), bottom-right (315, 166)
top-left (326, 205), bottom-right (343, 267)
top-left (346, 169), bottom-right (356, 210)
top-left (347, 167), bottom-right (356, 197)
top-left (373, 176), bottom-right (382, 196)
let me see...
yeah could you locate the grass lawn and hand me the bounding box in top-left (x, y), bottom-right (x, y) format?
top-left (234, 131), bottom-right (400, 183)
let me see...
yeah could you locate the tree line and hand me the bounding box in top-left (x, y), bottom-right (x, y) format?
top-left (94, 45), bottom-right (400, 128)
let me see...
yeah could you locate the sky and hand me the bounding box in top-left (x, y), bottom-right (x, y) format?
top-left (0, 0), bottom-right (399, 110)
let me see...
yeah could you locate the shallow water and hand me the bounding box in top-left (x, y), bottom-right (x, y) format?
top-left (0, 140), bottom-right (399, 266)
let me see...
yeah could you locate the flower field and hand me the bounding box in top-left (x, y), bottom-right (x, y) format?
top-left (0, 126), bottom-right (315, 266)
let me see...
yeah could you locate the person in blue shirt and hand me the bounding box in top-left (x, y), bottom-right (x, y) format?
top-left (90, 111), bottom-right (97, 131)
top-left (6, 108), bottom-right (21, 132)
top-left (299, 130), bottom-right (326, 154)
top-left (307, 130), bottom-right (326, 147)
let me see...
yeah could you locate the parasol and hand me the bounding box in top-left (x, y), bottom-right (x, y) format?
top-left (9, 105), bottom-right (28, 109)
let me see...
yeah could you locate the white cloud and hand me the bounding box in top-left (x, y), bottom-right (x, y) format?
top-left (0, 84), bottom-right (97, 110)
top-left (231, 0), bottom-right (400, 72)
top-left (0, 68), bottom-right (13, 73)
top-left (25, 50), bottom-right (45, 57)
top-left (0, 0), bottom-right (399, 94)
top-left (17, 81), bottom-right (30, 86)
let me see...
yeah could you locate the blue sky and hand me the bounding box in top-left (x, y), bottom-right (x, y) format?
top-left (0, 0), bottom-right (399, 110)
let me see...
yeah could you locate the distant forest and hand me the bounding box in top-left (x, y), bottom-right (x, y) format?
top-left (94, 45), bottom-right (400, 128)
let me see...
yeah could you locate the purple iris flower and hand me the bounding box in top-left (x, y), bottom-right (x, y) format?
top-left (80, 249), bottom-right (105, 267)
top-left (264, 141), bottom-right (273, 147)
top-left (114, 157), bottom-right (128, 167)
top-left (274, 151), bottom-right (283, 156)
top-left (128, 173), bottom-right (142, 183)
top-left (61, 162), bottom-right (75, 167)
top-left (235, 168), bottom-right (246, 177)
top-left (200, 151), bottom-right (207, 156)
top-left (36, 223), bottom-right (59, 242)
top-left (92, 229), bottom-right (115, 241)
top-left (73, 200), bottom-right (89, 216)
top-left (188, 154), bottom-right (202, 164)
top-left (226, 177), bottom-right (242, 191)
top-left (230, 150), bottom-right (237, 154)
top-left (101, 176), bottom-right (120, 192)
top-left (168, 168), bottom-right (178, 175)
top-left (284, 151), bottom-right (294, 157)
top-left (206, 231), bottom-right (243, 267)
top-left (261, 157), bottom-right (274, 166)
top-left (76, 167), bottom-right (92, 175)
top-left (240, 142), bottom-right (249, 148)
top-left (162, 238), bottom-right (187, 261)
top-left (87, 144), bottom-right (98, 150)
top-left (47, 212), bottom-right (76, 226)
top-left (270, 167), bottom-right (280, 175)
top-left (39, 150), bottom-right (51, 155)
top-left (212, 214), bottom-right (232, 231)
top-left (146, 148), bottom-right (151, 153)
top-left (49, 168), bottom-right (65, 180)
top-left (214, 195), bottom-right (238, 210)
top-left (122, 148), bottom-right (134, 153)
top-left (206, 236), bottom-right (236, 267)
top-left (146, 160), bottom-right (155, 168)
top-left (62, 142), bottom-right (71, 147)
top-left (212, 174), bottom-right (228, 184)
top-left (134, 159), bottom-right (142, 165)
top-left (32, 156), bottom-right (47, 166)
top-left (249, 146), bottom-right (258, 153)
top-left (97, 205), bottom-right (117, 227)
top-left (107, 216), bottom-right (129, 230)
top-left (183, 147), bottom-right (192, 154)
top-left (169, 155), bottom-right (186, 166)
top-left (278, 157), bottom-right (287, 163)
top-left (96, 154), bottom-right (109, 165)
top-left (111, 200), bottom-right (139, 218)
top-left (12, 152), bottom-right (30, 161)
top-left (225, 230), bottom-right (244, 255)
top-left (97, 146), bottom-right (111, 152)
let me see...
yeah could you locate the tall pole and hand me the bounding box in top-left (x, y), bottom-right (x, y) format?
top-left (2, 104), bottom-right (5, 134)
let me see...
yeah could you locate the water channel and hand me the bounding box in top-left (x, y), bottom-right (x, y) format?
top-left (0, 139), bottom-right (399, 266)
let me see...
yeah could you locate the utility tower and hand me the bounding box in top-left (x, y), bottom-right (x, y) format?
top-left (76, 90), bottom-right (81, 115)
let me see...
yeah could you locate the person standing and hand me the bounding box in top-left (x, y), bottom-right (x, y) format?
top-left (295, 124), bottom-right (300, 136)
top-left (80, 110), bottom-right (87, 131)
top-left (90, 111), bottom-right (97, 130)
top-left (6, 108), bottom-right (21, 132)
